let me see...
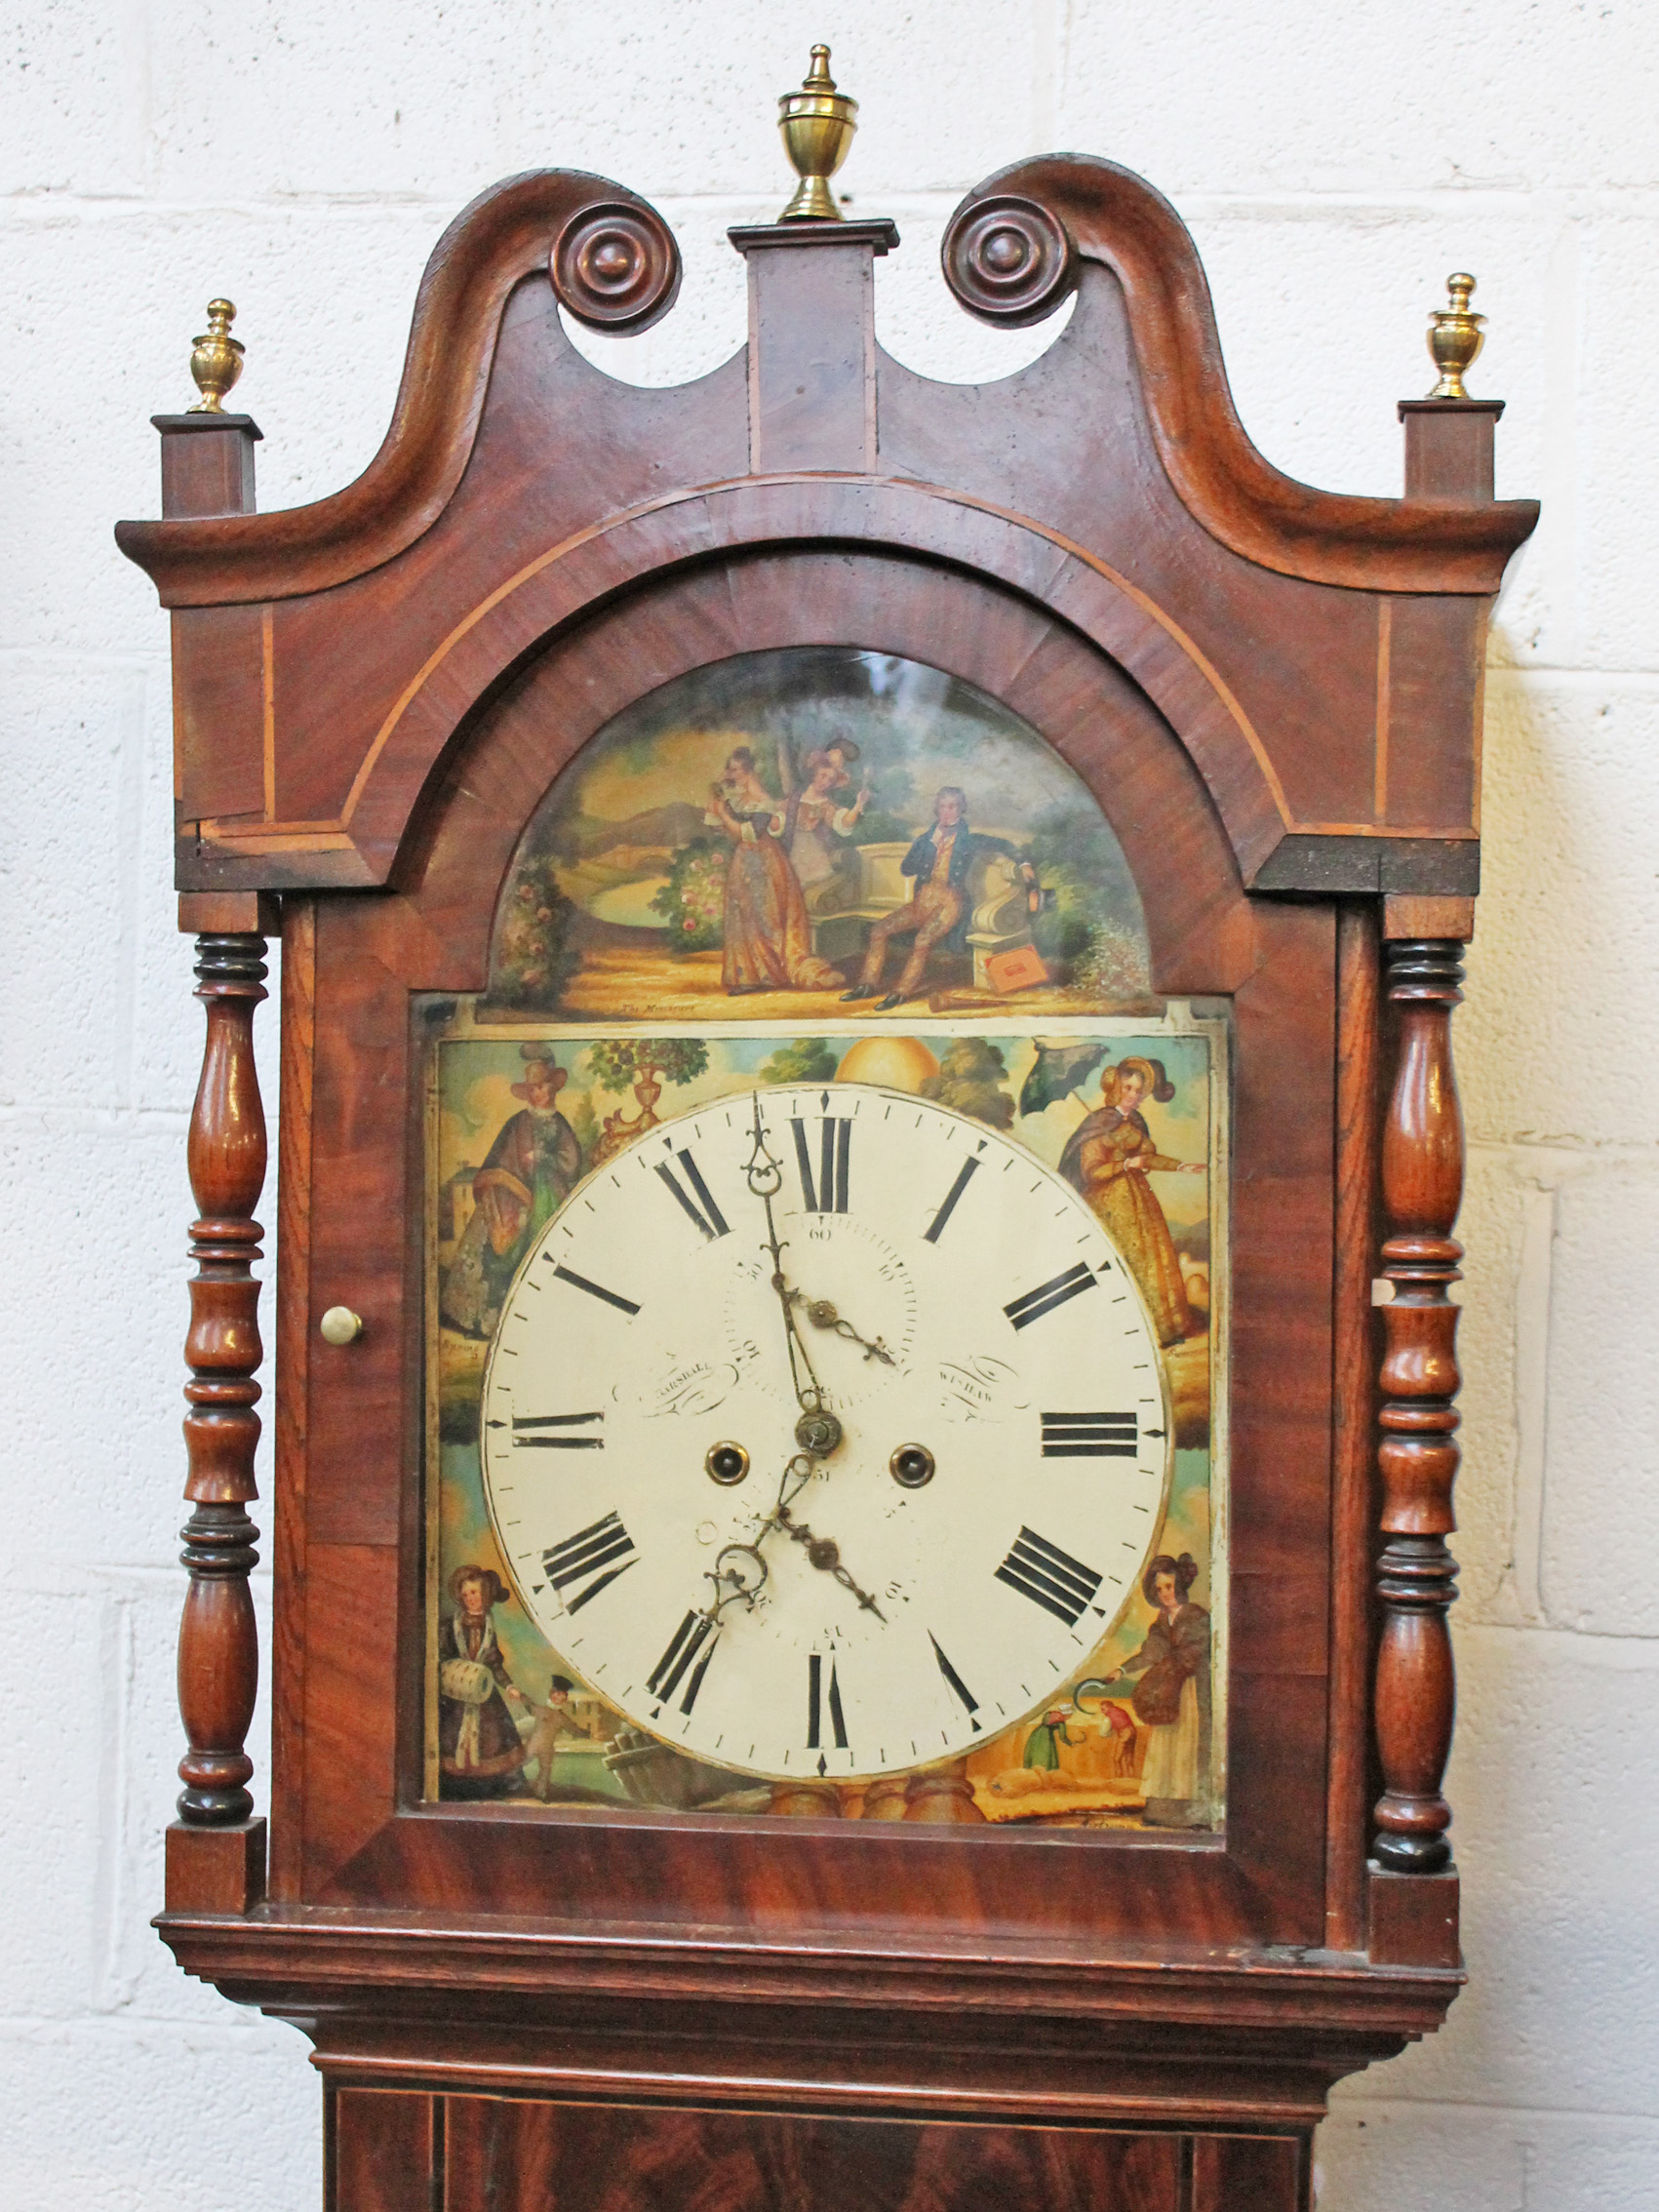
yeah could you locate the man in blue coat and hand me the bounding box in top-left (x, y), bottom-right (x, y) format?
top-left (841, 786), bottom-right (1039, 1009)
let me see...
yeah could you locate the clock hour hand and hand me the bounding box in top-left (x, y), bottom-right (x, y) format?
top-left (789, 1289), bottom-right (895, 1368)
top-left (774, 1502), bottom-right (886, 1621)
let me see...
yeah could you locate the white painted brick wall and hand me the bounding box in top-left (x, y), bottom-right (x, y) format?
top-left (3, 4), bottom-right (1653, 2203)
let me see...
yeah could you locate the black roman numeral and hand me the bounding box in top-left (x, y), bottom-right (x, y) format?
top-left (1004, 1261), bottom-right (1098, 1331)
top-left (807, 1652), bottom-right (849, 1750)
top-left (648, 1609), bottom-right (717, 1715)
top-left (548, 1261), bottom-right (641, 1316)
top-left (924, 1155), bottom-right (980, 1244)
top-left (489, 1410), bottom-right (604, 1449)
top-left (792, 1116), bottom-right (851, 1213)
top-left (929, 1634), bottom-right (981, 1732)
top-left (994, 1526), bottom-right (1103, 1627)
top-left (541, 1510), bottom-right (638, 1614)
top-left (1040, 1410), bottom-right (1136, 1458)
top-left (654, 1148), bottom-right (731, 1241)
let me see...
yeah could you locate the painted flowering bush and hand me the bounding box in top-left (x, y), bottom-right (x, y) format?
top-left (650, 837), bottom-right (728, 953)
top-left (493, 863), bottom-right (579, 1007)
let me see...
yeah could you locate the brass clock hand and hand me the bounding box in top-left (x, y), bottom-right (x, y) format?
top-left (695, 1450), bottom-right (886, 1629)
top-left (788, 1289), bottom-right (896, 1368)
top-left (743, 1094), bottom-right (842, 1446)
top-left (774, 1501), bottom-right (887, 1620)
top-left (677, 1103), bottom-right (880, 1643)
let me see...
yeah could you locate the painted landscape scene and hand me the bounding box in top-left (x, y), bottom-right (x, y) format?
top-left (487, 647), bottom-right (1156, 1024)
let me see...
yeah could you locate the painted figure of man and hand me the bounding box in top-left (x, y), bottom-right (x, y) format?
top-left (842, 786), bottom-right (1039, 1010)
top-left (441, 1047), bottom-right (582, 1336)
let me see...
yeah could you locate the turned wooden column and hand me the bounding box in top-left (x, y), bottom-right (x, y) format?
top-left (177, 926), bottom-right (270, 1828)
top-left (1371, 929), bottom-right (1467, 1874)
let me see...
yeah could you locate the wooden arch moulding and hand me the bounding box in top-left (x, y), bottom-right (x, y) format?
top-left (122, 118), bottom-right (1534, 2212)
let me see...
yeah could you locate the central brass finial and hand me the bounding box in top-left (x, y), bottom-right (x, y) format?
top-left (777, 43), bottom-right (857, 221)
top-left (1426, 272), bottom-right (1484, 400)
top-left (187, 298), bottom-right (245, 414)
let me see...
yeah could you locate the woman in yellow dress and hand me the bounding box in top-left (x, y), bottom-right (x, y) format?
top-left (705, 747), bottom-right (845, 995)
top-left (1057, 1056), bottom-right (1204, 1346)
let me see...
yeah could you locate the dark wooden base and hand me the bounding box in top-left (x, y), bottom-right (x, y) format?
top-left (330, 2086), bottom-right (1310, 2211)
top-left (163, 1816), bottom-right (267, 1915)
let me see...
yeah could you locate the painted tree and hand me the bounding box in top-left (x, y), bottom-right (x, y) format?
top-left (758, 1037), bottom-right (839, 1085)
top-left (922, 1037), bottom-right (1015, 1129)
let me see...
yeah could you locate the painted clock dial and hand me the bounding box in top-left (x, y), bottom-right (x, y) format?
top-left (480, 1082), bottom-right (1170, 1782)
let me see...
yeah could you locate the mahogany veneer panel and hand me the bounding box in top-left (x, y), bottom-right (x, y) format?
top-left (332, 2088), bottom-right (438, 2212)
top-left (1192, 2132), bottom-right (1307, 2212)
top-left (441, 2100), bottom-right (1185, 2212)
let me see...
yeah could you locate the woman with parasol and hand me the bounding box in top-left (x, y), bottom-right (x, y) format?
top-left (1057, 1055), bottom-right (1204, 1347)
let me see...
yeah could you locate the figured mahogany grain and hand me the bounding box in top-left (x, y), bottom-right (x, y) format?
top-left (1191, 2132), bottom-right (1308, 2212)
top-left (291, 559), bottom-right (1330, 1953)
top-left (115, 170), bottom-right (1532, 908)
top-left (332, 2088), bottom-right (438, 2212)
top-left (440, 2099), bottom-right (1185, 2212)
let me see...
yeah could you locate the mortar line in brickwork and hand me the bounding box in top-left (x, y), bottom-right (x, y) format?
top-left (1457, 1622), bottom-right (1659, 1659)
top-left (1328, 2095), bottom-right (1659, 2127)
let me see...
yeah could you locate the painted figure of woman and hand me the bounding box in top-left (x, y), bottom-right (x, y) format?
top-left (438, 1564), bottom-right (530, 1799)
top-left (1086, 1554), bottom-right (1211, 1828)
top-left (1057, 1055), bottom-right (1205, 1346)
top-left (705, 746), bottom-right (844, 995)
top-left (784, 742), bottom-right (870, 901)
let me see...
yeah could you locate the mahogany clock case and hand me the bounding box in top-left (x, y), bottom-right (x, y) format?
top-left (287, 545), bottom-right (1330, 1947)
top-left (122, 147), bottom-right (1536, 2205)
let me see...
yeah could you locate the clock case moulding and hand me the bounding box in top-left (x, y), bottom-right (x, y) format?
top-left (118, 149), bottom-right (1535, 2210)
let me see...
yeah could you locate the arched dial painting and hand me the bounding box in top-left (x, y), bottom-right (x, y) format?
top-left (426, 646), bottom-right (1228, 1829)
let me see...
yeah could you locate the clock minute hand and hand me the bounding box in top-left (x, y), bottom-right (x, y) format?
top-left (743, 1094), bottom-right (839, 1435)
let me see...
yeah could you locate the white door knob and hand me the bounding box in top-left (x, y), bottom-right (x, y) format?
top-left (319, 1306), bottom-right (364, 1346)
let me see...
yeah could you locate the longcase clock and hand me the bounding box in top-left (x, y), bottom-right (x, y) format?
top-left (120, 50), bottom-right (1536, 2212)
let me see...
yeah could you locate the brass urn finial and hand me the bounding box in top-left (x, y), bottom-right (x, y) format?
top-left (776, 43), bottom-right (857, 221)
top-left (187, 298), bottom-right (245, 414)
top-left (1425, 271), bottom-right (1484, 400)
